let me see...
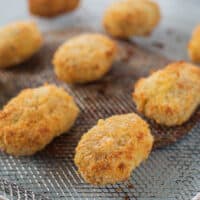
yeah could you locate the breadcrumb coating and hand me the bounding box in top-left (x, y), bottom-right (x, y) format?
top-left (133, 61), bottom-right (200, 126)
top-left (0, 21), bottom-right (43, 68)
top-left (103, 0), bottom-right (160, 38)
top-left (29, 0), bottom-right (79, 17)
top-left (74, 113), bottom-right (153, 185)
top-left (0, 84), bottom-right (79, 156)
top-left (53, 33), bottom-right (117, 83)
top-left (188, 25), bottom-right (200, 63)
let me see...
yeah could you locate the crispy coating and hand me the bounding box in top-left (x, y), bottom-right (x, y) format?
top-left (188, 25), bottom-right (200, 63)
top-left (74, 113), bottom-right (153, 185)
top-left (103, 0), bottom-right (160, 38)
top-left (53, 33), bottom-right (117, 83)
top-left (29, 0), bottom-right (79, 17)
top-left (0, 21), bottom-right (43, 68)
top-left (133, 61), bottom-right (200, 126)
top-left (0, 84), bottom-right (79, 156)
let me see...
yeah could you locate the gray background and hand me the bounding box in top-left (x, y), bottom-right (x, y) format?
top-left (0, 1), bottom-right (200, 200)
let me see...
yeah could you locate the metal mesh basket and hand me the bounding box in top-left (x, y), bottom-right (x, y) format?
top-left (0, 29), bottom-right (199, 200)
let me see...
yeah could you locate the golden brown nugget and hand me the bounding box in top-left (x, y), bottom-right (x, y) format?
top-left (188, 25), bottom-right (200, 63)
top-left (0, 84), bottom-right (79, 156)
top-left (53, 33), bottom-right (117, 83)
top-left (133, 61), bottom-right (200, 126)
top-left (29, 0), bottom-right (80, 17)
top-left (74, 113), bottom-right (153, 185)
top-left (0, 21), bottom-right (43, 68)
top-left (103, 0), bottom-right (160, 38)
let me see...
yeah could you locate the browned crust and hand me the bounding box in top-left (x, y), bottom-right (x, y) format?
top-left (133, 61), bottom-right (200, 126)
top-left (29, 0), bottom-right (80, 17)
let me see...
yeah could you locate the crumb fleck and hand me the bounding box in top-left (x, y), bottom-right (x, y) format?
top-left (152, 41), bottom-right (164, 49)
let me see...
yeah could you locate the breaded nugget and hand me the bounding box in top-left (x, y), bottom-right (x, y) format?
top-left (103, 0), bottom-right (160, 38)
top-left (53, 33), bottom-right (117, 83)
top-left (133, 61), bottom-right (200, 126)
top-left (0, 84), bottom-right (79, 156)
top-left (0, 21), bottom-right (43, 68)
top-left (29, 0), bottom-right (79, 17)
top-left (188, 25), bottom-right (200, 63)
top-left (74, 113), bottom-right (153, 185)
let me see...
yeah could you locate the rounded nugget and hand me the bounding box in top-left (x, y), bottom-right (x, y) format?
top-left (188, 25), bottom-right (200, 63)
top-left (53, 33), bottom-right (117, 83)
top-left (133, 61), bottom-right (200, 126)
top-left (0, 84), bottom-right (79, 156)
top-left (0, 21), bottom-right (43, 68)
top-left (74, 113), bottom-right (153, 185)
top-left (103, 0), bottom-right (160, 38)
top-left (29, 0), bottom-right (80, 17)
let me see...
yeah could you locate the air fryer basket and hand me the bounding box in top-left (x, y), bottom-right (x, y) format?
top-left (0, 29), bottom-right (199, 200)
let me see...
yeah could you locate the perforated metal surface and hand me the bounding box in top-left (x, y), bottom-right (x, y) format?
top-left (0, 29), bottom-right (199, 200)
top-left (0, 179), bottom-right (48, 200)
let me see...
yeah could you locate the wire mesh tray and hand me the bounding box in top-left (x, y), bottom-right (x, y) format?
top-left (0, 29), bottom-right (199, 200)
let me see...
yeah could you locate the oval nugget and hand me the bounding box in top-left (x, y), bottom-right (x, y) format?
top-left (0, 84), bottom-right (79, 156)
top-left (53, 33), bottom-right (117, 83)
top-left (29, 0), bottom-right (79, 17)
top-left (74, 113), bottom-right (153, 185)
top-left (0, 21), bottom-right (43, 68)
top-left (188, 25), bottom-right (200, 63)
top-left (133, 61), bottom-right (200, 126)
top-left (103, 0), bottom-right (160, 38)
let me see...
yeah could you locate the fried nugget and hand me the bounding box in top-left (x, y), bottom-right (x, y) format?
top-left (103, 0), bottom-right (160, 38)
top-left (29, 0), bottom-right (80, 17)
top-left (53, 33), bottom-right (117, 83)
top-left (133, 61), bottom-right (200, 126)
top-left (74, 113), bottom-right (153, 185)
top-left (0, 84), bottom-right (79, 156)
top-left (188, 25), bottom-right (200, 63)
top-left (0, 21), bottom-right (43, 68)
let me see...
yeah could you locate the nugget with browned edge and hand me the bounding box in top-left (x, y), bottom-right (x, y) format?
top-left (53, 33), bottom-right (117, 83)
top-left (188, 25), bottom-right (200, 63)
top-left (29, 0), bottom-right (80, 17)
top-left (74, 113), bottom-right (153, 185)
top-left (0, 21), bottom-right (43, 68)
top-left (0, 84), bottom-right (79, 156)
top-left (133, 61), bottom-right (200, 126)
top-left (103, 0), bottom-right (160, 38)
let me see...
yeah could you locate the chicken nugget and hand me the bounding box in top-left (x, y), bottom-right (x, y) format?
top-left (53, 33), bottom-right (117, 83)
top-left (103, 0), bottom-right (160, 38)
top-left (29, 0), bottom-right (80, 17)
top-left (188, 25), bottom-right (200, 63)
top-left (0, 84), bottom-right (79, 156)
top-left (133, 61), bottom-right (200, 126)
top-left (0, 21), bottom-right (43, 68)
top-left (74, 113), bottom-right (153, 185)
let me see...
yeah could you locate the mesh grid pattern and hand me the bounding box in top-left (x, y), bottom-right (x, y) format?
top-left (0, 30), bottom-right (199, 200)
top-left (0, 179), bottom-right (48, 200)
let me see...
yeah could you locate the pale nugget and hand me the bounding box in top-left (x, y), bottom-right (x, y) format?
top-left (0, 21), bottom-right (43, 68)
top-left (133, 61), bottom-right (200, 126)
top-left (53, 33), bottom-right (117, 83)
top-left (74, 113), bottom-right (153, 185)
top-left (188, 25), bottom-right (200, 63)
top-left (0, 84), bottom-right (79, 156)
top-left (29, 0), bottom-right (79, 17)
top-left (103, 0), bottom-right (160, 38)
